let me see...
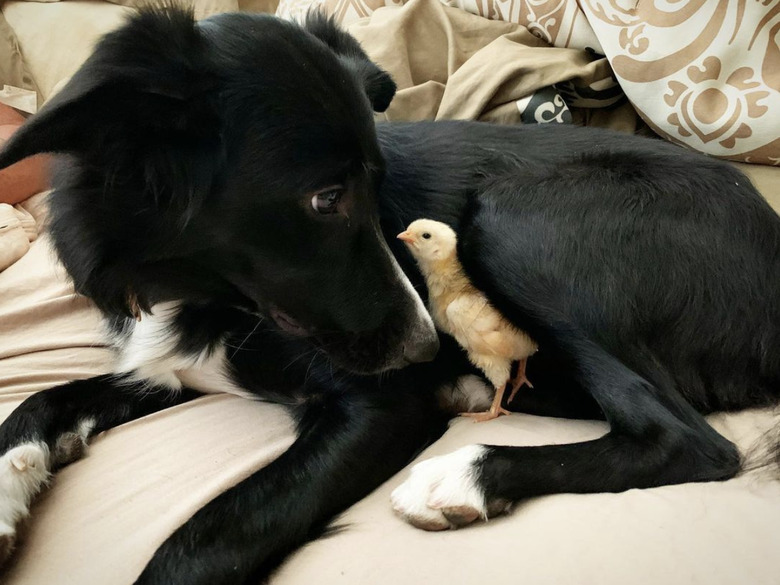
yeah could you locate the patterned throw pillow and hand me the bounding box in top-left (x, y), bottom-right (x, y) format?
top-left (580, 1), bottom-right (779, 165)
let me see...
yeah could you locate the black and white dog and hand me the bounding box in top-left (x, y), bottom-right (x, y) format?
top-left (0, 7), bottom-right (778, 584)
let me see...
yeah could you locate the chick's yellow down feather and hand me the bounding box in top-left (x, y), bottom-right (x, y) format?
top-left (445, 295), bottom-right (532, 364)
top-left (398, 219), bottom-right (537, 422)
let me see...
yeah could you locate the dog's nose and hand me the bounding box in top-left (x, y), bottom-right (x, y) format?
top-left (403, 331), bottom-right (440, 364)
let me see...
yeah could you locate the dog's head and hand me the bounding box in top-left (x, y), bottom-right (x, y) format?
top-left (0, 7), bottom-right (439, 374)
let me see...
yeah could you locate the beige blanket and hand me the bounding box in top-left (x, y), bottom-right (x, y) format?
top-left (347, 0), bottom-right (640, 132)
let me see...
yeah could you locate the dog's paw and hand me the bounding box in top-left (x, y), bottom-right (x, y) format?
top-left (0, 442), bottom-right (51, 563)
top-left (391, 445), bottom-right (510, 531)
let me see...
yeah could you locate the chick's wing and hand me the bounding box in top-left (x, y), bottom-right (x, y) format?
top-left (445, 294), bottom-right (516, 356)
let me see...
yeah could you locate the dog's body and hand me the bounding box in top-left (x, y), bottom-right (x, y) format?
top-left (0, 8), bottom-right (779, 585)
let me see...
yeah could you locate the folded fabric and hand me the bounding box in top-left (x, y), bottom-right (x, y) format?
top-left (278, 0), bottom-right (779, 165)
top-left (0, 202), bottom-right (37, 271)
top-left (0, 10), bottom-right (39, 110)
top-left (345, 0), bottom-right (640, 132)
top-left (277, 0), bottom-right (602, 51)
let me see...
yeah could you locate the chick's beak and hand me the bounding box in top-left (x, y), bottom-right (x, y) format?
top-left (397, 231), bottom-right (416, 245)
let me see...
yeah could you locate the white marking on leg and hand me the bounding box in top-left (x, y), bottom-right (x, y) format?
top-left (52, 416), bottom-right (97, 467)
top-left (0, 442), bottom-right (50, 553)
top-left (175, 344), bottom-right (258, 400)
top-left (76, 416), bottom-right (96, 440)
top-left (114, 302), bottom-right (188, 389)
top-left (391, 445), bottom-right (491, 531)
top-left (437, 374), bottom-right (493, 414)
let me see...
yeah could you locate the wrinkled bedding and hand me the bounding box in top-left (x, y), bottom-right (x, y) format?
top-left (279, 0), bottom-right (780, 165)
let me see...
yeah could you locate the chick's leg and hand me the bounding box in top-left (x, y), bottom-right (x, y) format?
top-left (459, 383), bottom-right (511, 422)
top-left (459, 357), bottom-right (512, 422)
top-left (507, 358), bottom-right (533, 403)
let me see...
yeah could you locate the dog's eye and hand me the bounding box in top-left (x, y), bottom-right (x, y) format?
top-left (311, 187), bottom-right (344, 215)
top-left (422, 233), bottom-right (431, 239)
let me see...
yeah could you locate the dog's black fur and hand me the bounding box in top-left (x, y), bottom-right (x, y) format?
top-left (0, 7), bottom-right (778, 584)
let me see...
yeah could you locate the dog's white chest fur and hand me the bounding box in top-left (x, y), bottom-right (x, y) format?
top-left (112, 302), bottom-right (254, 399)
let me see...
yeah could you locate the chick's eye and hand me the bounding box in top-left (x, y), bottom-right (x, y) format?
top-left (311, 187), bottom-right (344, 215)
top-left (422, 232), bottom-right (431, 239)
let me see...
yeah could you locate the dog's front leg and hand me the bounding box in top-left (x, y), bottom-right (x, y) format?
top-left (133, 384), bottom-right (442, 585)
top-left (0, 374), bottom-right (199, 559)
top-left (391, 332), bottom-right (743, 530)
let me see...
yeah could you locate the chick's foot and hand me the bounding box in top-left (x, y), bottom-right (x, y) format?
top-left (508, 358), bottom-right (533, 403)
top-left (459, 385), bottom-right (511, 422)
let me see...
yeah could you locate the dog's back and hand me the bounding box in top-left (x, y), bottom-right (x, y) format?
top-left (378, 121), bottom-right (780, 413)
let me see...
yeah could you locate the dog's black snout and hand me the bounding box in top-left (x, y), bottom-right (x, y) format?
top-left (403, 333), bottom-right (440, 364)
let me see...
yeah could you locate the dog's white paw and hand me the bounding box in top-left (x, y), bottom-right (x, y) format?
top-left (0, 442), bottom-right (51, 561)
top-left (391, 445), bottom-right (508, 531)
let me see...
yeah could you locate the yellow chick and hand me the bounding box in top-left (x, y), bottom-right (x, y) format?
top-left (398, 219), bottom-right (537, 422)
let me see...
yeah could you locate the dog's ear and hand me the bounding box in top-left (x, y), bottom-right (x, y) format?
top-left (0, 6), bottom-right (222, 202)
top-left (304, 12), bottom-right (397, 113)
